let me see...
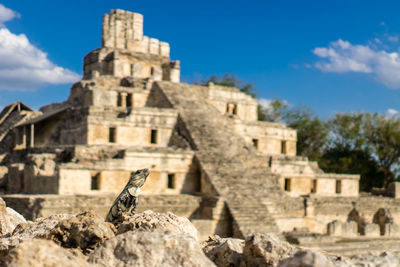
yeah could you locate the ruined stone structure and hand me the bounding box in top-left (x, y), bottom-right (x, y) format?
top-left (0, 9), bottom-right (399, 241)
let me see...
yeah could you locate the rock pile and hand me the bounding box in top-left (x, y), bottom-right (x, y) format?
top-left (1, 197), bottom-right (400, 266)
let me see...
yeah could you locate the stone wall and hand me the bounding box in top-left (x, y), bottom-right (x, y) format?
top-left (90, 86), bottom-right (150, 109)
top-left (86, 107), bottom-right (178, 146)
top-left (101, 9), bottom-right (169, 58)
top-left (234, 121), bottom-right (297, 155)
top-left (309, 196), bottom-right (400, 234)
top-left (1, 194), bottom-right (202, 220)
top-left (83, 9), bottom-right (179, 82)
top-left (271, 155), bottom-right (359, 197)
top-left (207, 83), bottom-right (258, 122)
top-left (55, 148), bottom-right (197, 195)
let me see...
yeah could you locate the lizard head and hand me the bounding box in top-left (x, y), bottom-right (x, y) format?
top-left (129, 168), bottom-right (150, 189)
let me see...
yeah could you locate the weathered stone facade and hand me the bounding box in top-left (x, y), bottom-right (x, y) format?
top-left (0, 9), bottom-right (398, 241)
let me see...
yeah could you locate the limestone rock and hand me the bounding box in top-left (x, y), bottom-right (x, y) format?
top-left (89, 230), bottom-right (215, 267)
top-left (0, 213), bottom-right (73, 256)
top-left (0, 198), bottom-right (7, 235)
top-left (327, 220), bottom-right (357, 237)
top-left (384, 223), bottom-right (400, 237)
top-left (11, 213), bottom-right (73, 239)
top-left (117, 210), bottom-right (198, 240)
top-left (278, 250), bottom-right (334, 267)
top-left (3, 239), bottom-right (92, 267)
top-left (3, 208), bottom-right (26, 237)
top-left (49, 211), bottom-right (116, 254)
top-left (242, 233), bottom-right (297, 267)
top-left (202, 235), bottom-right (245, 267)
top-left (364, 223), bottom-right (380, 237)
top-left (348, 252), bottom-right (400, 266)
top-left (0, 198), bottom-right (23, 237)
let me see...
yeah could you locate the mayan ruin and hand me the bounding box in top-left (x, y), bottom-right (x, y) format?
top-left (1, 9), bottom-right (400, 263)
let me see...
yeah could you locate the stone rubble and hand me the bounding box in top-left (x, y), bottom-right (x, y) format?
top-left (89, 231), bottom-right (213, 267)
top-left (1, 203), bottom-right (400, 266)
top-left (0, 198), bottom-right (26, 237)
top-left (3, 239), bottom-right (92, 267)
top-left (202, 235), bottom-right (245, 267)
top-left (117, 210), bottom-right (198, 240)
top-left (49, 211), bottom-right (116, 254)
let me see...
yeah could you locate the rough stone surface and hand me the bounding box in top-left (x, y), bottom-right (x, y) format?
top-left (3, 239), bottom-right (92, 267)
top-left (202, 235), bottom-right (245, 267)
top-left (278, 250), bottom-right (334, 267)
top-left (348, 252), bottom-right (400, 266)
top-left (0, 212), bottom-right (115, 256)
top-left (0, 198), bottom-right (23, 237)
top-left (327, 220), bottom-right (357, 237)
top-left (0, 213), bottom-right (73, 255)
top-left (3, 207), bottom-right (26, 237)
top-left (49, 211), bottom-right (116, 254)
top-left (242, 233), bottom-right (297, 266)
top-left (364, 223), bottom-right (380, 237)
top-left (117, 210), bottom-right (198, 240)
top-left (0, 197), bottom-right (7, 235)
top-left (89, 230), bottom-right (215, 267)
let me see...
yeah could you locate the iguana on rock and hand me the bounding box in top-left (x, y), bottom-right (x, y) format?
top-left (105, 168), bottom-right (149, 223)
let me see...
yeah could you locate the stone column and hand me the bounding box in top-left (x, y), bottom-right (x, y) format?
top-left (30, 124), bottom-right (34, 148)
top-left (169, 61), bottom-right (180, 83)
top-left (121, 92), bottom-right (128, 107)
top-left (15, 128), bottom-right (19, 146)
top-left (22, 126), bottom-right (26, 148)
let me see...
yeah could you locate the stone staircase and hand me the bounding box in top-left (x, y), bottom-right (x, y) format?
top-left (156, 81), bottom-right (286, 238)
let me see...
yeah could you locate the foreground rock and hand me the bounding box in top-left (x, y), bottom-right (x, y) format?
top-left (202, 235), bottom-right (245, 267)
top-left (278, 250), bottom-right (334, 267)
top-left (3, 209), bottom-right (400, 266)
top-left (243, 233), bottom-right (297, 266)
top-left (89, 230), bottom-right (215, 267)
top-left (117, 210), bottom-right (198, 240)
top-left (0, 211), bottom-right (115, 255)
top-left (347, 252), bottom-right (400, 266)
top-left (0, 198), bottom-right (26, 237)
top-left (0, 213), bottom-right (73, 257)
top-left (49, 211), bottom-right (116, 254)
top-left (4, 239), bottom-right (92, 267)
top-left (202, 233), bottom-right (340, 267)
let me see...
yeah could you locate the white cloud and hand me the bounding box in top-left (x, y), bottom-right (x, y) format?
top-left (0, 5), bottom-right (80, 91)
top-left (387, 108), bottom-right (399, 117)
top-left (313, 39), bottom-right (400, 89)
top-left (0, 4), bottom-right (19, 25)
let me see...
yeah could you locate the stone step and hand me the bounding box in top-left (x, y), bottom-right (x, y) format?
top-left (157, 81), bottom-right (285, 238)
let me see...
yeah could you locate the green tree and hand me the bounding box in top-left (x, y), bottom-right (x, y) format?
top-left (258, 99), bottom-right (288, 122)
top-left (320, 112), bottom-right (400, 190)
top-left (319, 145), bottom-right (384, 191)
top-left (283, 107), bottom-right (329, 161)
top-left (363, 113), bottom-right (400, 186)
top-left (328, 113), bottom-right (366, 149)
top-left (319, 113), bottom-right (379, 191)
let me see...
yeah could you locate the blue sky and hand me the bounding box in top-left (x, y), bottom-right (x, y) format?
top-left (1, 0), bottom-right (400, 118)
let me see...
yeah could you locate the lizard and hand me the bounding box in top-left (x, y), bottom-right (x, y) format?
top-left (105, 168), bottom-right (150, 223)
